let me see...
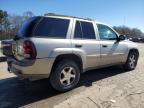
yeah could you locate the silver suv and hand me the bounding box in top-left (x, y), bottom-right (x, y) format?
top-left (9, 14), bottom-right (139, 91)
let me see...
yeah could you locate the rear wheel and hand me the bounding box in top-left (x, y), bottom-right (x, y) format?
top-left (124, 51), bottom-right (139, 70)
top-left (50, 60), bottom-right (80, 92)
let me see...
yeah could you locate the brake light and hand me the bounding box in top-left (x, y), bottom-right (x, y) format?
top-left (23, 40), bottom-right (37, 59)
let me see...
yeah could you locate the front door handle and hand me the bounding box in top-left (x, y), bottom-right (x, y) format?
top-left (75, 44), bottom-right (82, 48)
top-left (102, 45), bottom-right (108, 48)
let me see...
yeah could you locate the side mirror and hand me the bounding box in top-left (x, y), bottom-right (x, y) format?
top-left (117, 35), bottom-right (126, 41)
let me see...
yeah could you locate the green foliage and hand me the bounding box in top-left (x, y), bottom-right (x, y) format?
top-left (0, 10), bottom-right (8, 23)
top-left (0, 10), bottom-right (12, 40)
top-left (0, 10), bottom-right (34, 40)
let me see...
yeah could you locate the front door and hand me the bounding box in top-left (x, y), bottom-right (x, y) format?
top-left (97, 24), bottom-right (128, 66)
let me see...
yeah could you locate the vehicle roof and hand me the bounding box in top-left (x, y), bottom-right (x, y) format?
top-left (44, 13), bottom-right (110, 25)
top-left (44, 13), bottom-right (94, 21)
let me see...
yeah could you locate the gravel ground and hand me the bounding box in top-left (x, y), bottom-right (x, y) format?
top-left (0, 43), bottom-right (144, 108)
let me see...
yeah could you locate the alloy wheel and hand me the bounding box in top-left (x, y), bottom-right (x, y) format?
top-left (129, 54), bottom-right (136, 68)
top-left (60, 67), bottom-right (76, 86)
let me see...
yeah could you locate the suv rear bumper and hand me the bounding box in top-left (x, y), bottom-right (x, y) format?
top-left (8, 57), bottom-right (55, 80)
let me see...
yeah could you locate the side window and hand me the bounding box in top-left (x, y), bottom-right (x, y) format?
top-left (74, 21), bottom-right (83, 39)
top-left (97, 24), bottom-right (117, 40)
top-left (34, 18), bottom-right (70, 38)
top-left (74, 21), bottom-right (96, 39)
top-left (81, 21), bottom-right (96, 39)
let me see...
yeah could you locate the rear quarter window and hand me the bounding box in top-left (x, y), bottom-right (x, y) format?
top-left (34, 18), bottom-right (70, 38)
top-left (74, 21), bottom-right (96, 39)
top-left (74, 21), bottom-right (83, 39)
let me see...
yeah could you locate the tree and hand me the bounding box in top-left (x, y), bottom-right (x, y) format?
top-left (0, 10), bottom-right (9, 30)
top-left (0, 10), bottom-right (11, 40)
top-left (10, 11), bottom-right (34, 30)
top-left (9, 15), bottom-right (23, 30)
top-left (0, 10), bottom-right (35, 40)
top-left (113, 26), bottom-right (144, 38)
top-left (23, 11), bottom-right (34, 20)
top-left (0, 10), bottom-right (8, 24)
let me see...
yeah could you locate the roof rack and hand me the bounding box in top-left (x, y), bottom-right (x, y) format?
top-left (44, 13), bottom-right (93, 21)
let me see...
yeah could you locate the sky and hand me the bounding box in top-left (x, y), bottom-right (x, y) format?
top-left (0, 0), bottom-right (144, 32)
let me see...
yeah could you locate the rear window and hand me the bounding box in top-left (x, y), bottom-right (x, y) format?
top-left (74, 21), bottom-right (82, 39)
top-left (33, 18), bottom-right (70, 38)
top-left (18, 17), bottom-right (41, 37)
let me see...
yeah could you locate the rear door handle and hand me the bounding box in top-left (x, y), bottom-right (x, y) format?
top-left (75, 44), bottom-right (82, 48)
top-left (102, 45), bottom-right (108, 48)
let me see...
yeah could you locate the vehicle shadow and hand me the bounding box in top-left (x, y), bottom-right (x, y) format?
top-left (0, 66), bottom-right (128, 108)
top-left (78, 65), bottom-right (126, 87)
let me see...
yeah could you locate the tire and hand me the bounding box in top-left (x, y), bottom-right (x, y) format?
top-left (50, 60), bottom-right (80, 92)
top-left (124, 51), bottom-right (139, 70)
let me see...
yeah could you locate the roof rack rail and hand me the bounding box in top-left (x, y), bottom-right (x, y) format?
top-left (44, 13), bottom-right (93, 21)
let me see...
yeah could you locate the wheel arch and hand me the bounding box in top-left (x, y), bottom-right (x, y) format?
top-left (129, 48), bottom-right (139, 56)
top-left (126, 48), bottom-right (139, 62)
top-left (51, 54), bottom-right (83, 74)
top-left (124, 48), bottom-right (139, 70)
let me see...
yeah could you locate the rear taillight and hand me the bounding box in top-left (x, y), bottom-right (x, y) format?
top-left (23, 40), bottom-right (37, 59)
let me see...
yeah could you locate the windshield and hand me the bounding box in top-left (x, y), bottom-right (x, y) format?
top-left (18, 16), bottom-right (41, 37)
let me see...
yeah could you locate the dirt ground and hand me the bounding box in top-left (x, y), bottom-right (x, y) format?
top-left (0, 44), bottom-right (144, 108)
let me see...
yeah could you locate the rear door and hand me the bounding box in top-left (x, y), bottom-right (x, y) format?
top-left (71, 19), bottom-right (100, 70)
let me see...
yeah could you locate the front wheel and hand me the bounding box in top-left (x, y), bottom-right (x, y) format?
top-left (124, 51), bottom-right (139, 70)
top-left (50, 60), bottom-right (80, 92)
